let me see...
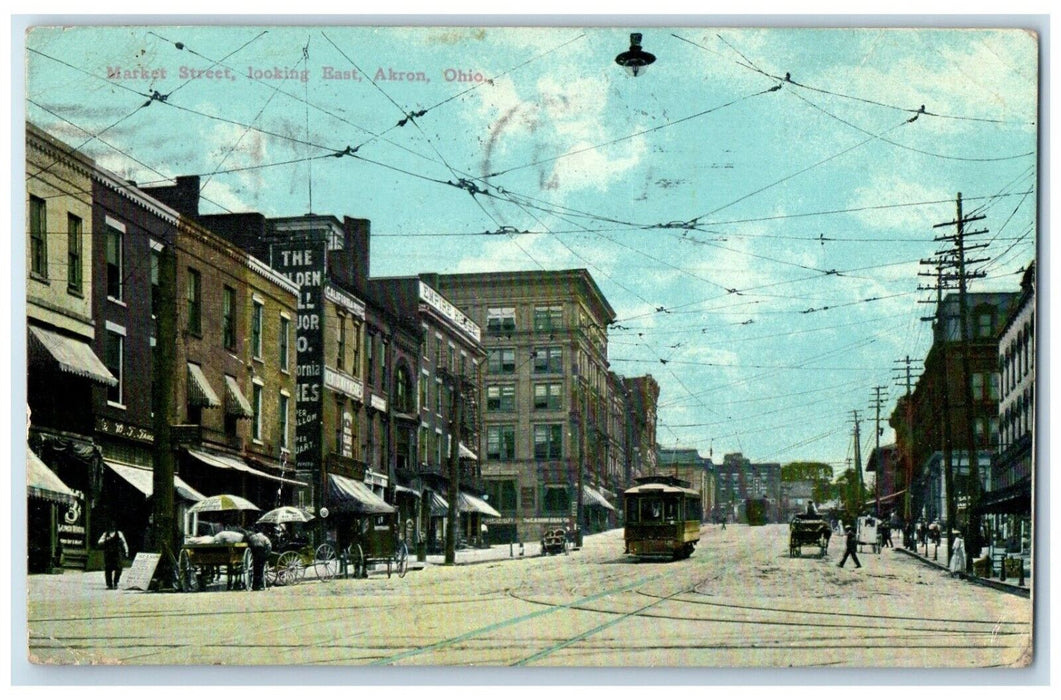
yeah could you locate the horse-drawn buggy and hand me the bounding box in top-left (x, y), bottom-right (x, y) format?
top-left (342, 511), bottom-right (409, 578)
top-left (789, 513), bottom-right (832, 558)
top-left (540, 527), bottom-right (569, 556)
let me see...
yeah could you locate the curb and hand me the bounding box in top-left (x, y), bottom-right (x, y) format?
top-left (895, 547), bottom-right (1030, 598)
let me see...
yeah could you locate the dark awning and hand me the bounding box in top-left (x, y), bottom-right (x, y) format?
top-left (973, 480), bottom-right (1032, 515)
top-left (187, 448), bottom-right (306, 486)
top-left (29, 326), bottom-right (117, 387)
top-left (27, 447), bottom-right (77, 505)
top-left (106, 460), bottom-right (206, 502)
top-left (187, 363), bottom-right (221, 407)
top-left (224, 375), bottom-right (254, 418)
top-left (327, 474), bottom-right (395, 515)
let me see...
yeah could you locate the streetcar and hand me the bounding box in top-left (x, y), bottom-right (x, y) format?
top-left (623, 475), bottom-right (702, 560)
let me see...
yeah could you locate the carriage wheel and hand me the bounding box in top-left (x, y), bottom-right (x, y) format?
top-left (239, 549), bottom-right (253, 591)
top-left (177, 548), bottom-right (199, 592)
top-left (395, 541), bottom-right (409, 578)
top-left (276, 551), bottom-right (303, 586)
top-left (347, 544), bottom-right (366, 579)
top-left (314, 543), bottom-right (338, 581)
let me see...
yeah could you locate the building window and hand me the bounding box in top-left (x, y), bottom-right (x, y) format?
top-left (380, 340), bottom-right (388, 391)
top-left (67, 214), bottom-right (82, 293)
top-left (279, 392), bottom-right (290, 451)
top-left (104, 328), bottom-right (124, 406)
top-left (419, 425), bottom-right (428, 465)
top-left (252, 382), bottom-right (263, 442)
top-left (150, 248), bottom-right (161, 328)
top-left (486, 385), bottom-right (516, 412)
top-left (487, 425), bottom-right (516, 461)
top-left (436, 379), bottom-right (444, 415)
top-left (186, 268), bottom-right (201, 335)
top-left (976, 310), bottom-right (994, 339)
top-left (534, 382), bottom-right (563, 410)
top-left (337, 314), bottom-right (347, 371)
top-left (488, 348), bottom-right (516, 374)
top-left (487, 307), bottom-right (516, 335)
top-left (533, 305), bottom-right (563, 332)
top-left (29, 195), bottom-right (47, 279)
top-left (366, 333), bottom-right (375, 385)
top-left (395, 365), bottom-right (413, 413)
top-left (279, 315), bottom-right (290, 372)
top-left (107, 225), bottom-right (124, 300)
top-left (448, 344), bottom-right (456, 374)
top-left (222, 286), bottom-right (237, 350)
top-left (434, 336), bottom-right (442, 367)
top-left (419, 372), bottom-right (429, 412)
top-left (542, 485), bottom-right (569, 515)
top-left (533, 424), bottom-right (563, 460)
top-left (533, 346), bottom-right (563, 374)
top-left (335, 399), bottom-right (346, 457)
top-left (251, 299), bottom-right (263, 359)
top-left (486, 480), bottom-right (518, 512)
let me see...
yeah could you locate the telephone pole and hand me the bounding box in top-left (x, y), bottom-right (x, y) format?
top-left (893, 356), bottom-right (918, 525)
top-left (442, 368), bottom-right (464, 565)
top-left (851, 410), bottom-right (863, 519)
top-left (151, 240), bottom-right (178, 585)
top-left (933, 192), bottom-right (989, 568)
top-left (919, 258), bottom-right (958, 564)
top-left (870, 386), bottom-right (888, 518)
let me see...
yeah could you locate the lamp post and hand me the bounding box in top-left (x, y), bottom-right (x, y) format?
top-left (615, 32), bottom-right (656, 77)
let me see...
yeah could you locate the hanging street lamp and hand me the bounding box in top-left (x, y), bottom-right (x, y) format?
top-left (615, 32), bottom-right (656, 77)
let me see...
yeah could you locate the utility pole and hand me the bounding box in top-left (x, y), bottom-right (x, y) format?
top-left (576, 376), bottom-right (587, 549)
top-left (444, 369), bottom-right (463, 565)
top-left (870, 386), bottom-right (888, 518)
top-left (933, 192), bottom-right (988, 569)
top-left (893, 356), bottom-right (917, 526)
top-left (851, 410), bottom-right (863, 519)
top-left (151, 239), bottom-right (178, 586)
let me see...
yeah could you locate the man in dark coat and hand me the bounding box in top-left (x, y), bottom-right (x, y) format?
top-left (837, 526), bottom-right (862, 569)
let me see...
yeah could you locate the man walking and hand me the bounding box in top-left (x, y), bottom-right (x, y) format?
top-left (837, 525), bottom-right (861, 569)
top-left (247, 527), bottom-right (273, 591)
top-left (97, 520), bottom-right (129, 589)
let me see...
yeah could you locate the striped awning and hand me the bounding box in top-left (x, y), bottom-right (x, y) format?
top-left (426, 491), bottom-right (449, 517)
top-left (106, 460), bottom-right (206, 502)
top-left (327, 474), bottom-right (395, 515)
top-left (186, 448), bottom-right (306, 486)
top-left (187, 363), bottom-right (221, 407)
top-left (224, 375), bottom-right (254, 418)
top-left (459, 443), bottom-right (478, 461)
top-left (458, 491), bottom-right (501, 518)
top-left (27, 447), bottom-right (77, 505)
top-left (29, 326), bottom-right (117, 387)
top-left (581, 485), bottom-right (616, 511)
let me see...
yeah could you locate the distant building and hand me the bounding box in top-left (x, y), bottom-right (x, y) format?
top-left (981, 261), bottom-right (1034, 565)
top-left (428, 269), bottom-right (624, 543)
top-left (656, 448), bottom-right (714, 521)
top-left (715, 453), bottom-right (781, 523)
top-left (865, 444), bottom-right (903, 519)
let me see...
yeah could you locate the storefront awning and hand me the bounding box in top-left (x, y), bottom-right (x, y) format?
top-left (187, 363), bottom-right (221, 408)
top-left (393, 484), bottom-right (421, 498)
top-left (973, 480), bottom-right (1032, 515)
top-left (186, 448), bottom-right (306, 486)
top-left (105, 460), bottom-right (206, 502)
top-left (29, 326), bottom-right (117, 387)
top-left (426, 491), bottom-right (449, 517)
top-left (458, 491), bottom-right (502, 518)
top-left (581, 485), bottom-right (616, 511)
top-left (27, 447), bottom-right (77, 505)
top-left (224, 375), bottom-right (254, 418)
top-left (327, 474), bottom-right (395, 515)
top-left (459, 443), bottom-right (478, 461)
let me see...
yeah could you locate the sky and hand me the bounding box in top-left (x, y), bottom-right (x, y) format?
top-left (22, 22), bottom-right (1039, 477)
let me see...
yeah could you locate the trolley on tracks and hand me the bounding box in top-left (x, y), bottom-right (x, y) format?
top-left (623, 475), bottom-right (702, 560)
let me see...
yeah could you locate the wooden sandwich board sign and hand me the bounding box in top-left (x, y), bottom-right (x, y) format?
top-left (122, 552), bottom-right (161, 591)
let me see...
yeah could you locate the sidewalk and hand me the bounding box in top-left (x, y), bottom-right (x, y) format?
top-left (896, 545), bottom-right (1031, 598)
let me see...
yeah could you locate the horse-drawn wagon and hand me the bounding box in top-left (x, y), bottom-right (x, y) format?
top-left (789, 514), bottom-right (832, 558)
